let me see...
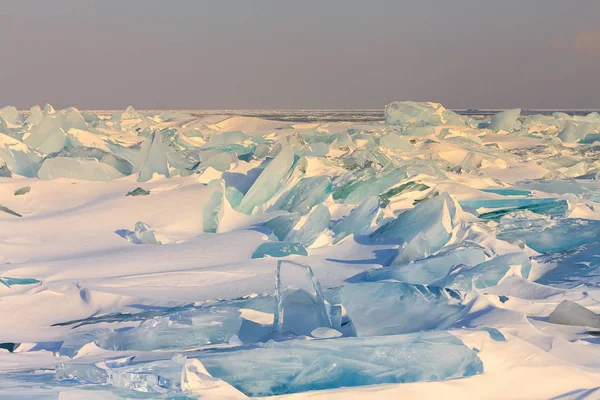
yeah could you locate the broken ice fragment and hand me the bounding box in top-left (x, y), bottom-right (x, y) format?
top-left (488, 108), bottom-right (521, 132)
top-left (261, 213), bottom-right (301, 241)
top-left (199, 332), bottom-right (483, 397)
top-left (371, 192), bottom-right (459, 254)
top-left (334, 282), bottom-right (465, 336)
top-left (353, 246), bottom-right (487, 284)
top-left (435, 252), bottom-right (531, 291)
top-left (549, 300), bottom-right (600, 328)
top-left (332, 195), bottom-right (379, 242)
top-left (272, 176), bottom-right (332, 215)
top-left (252, 242), bottom-right (308, 258)
top-left (274, 260), bottom-right (331, 337)
top-left (133, 130), bottom-right (170, 182)
top-left (14, 186), bottom-right (31, 196)
top-left (126, 187), bottom-right (150, 196)
top-left (385, 101), bottom-right (466, 126)
top-left (203, 180), bottom-right (225, 233)
top-left (38, 157), bottom-right (125, 181)
top-left (238, 146), bottom-right (296, 214)
top-left (117, 222), bottom-right (161, 245)
top-left (96, 308), bottom-right (242, 351)
top-left (283, 204), bottom-right (330, 247)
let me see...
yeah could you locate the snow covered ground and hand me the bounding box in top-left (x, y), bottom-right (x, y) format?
top-left (1, 102), bottom-right (600, 399)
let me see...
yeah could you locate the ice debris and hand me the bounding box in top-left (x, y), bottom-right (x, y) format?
top-left (117, 222), bottom-right (161, 245)
top-left (549, 300), bottom-right (600, 328)
top-left (14, 186), bottom-right (31, 196)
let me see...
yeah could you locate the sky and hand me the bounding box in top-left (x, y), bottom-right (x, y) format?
top-left (1, 0), bottom-right (599, 110)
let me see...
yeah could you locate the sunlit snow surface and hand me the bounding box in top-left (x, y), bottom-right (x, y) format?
top-left (1, 102), bottom-right (600, 398)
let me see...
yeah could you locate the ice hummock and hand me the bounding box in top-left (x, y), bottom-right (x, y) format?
top-left (548, 300), bottom-right (600, 329)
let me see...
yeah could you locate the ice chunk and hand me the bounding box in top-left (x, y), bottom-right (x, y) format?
top-left (0, 133), bottom-right (42, 177)
top-left (0, 117), bottom-right (7, 132)
top-left (378, 181), bottom-right (430, 208)
top-left (117, 222), bottom-right (161, 245)
top-left (59, 329), bottom-right (110, 358)
top-left (284, 204), bottom-right (330, 247)
top-left (261, 213), bottom-right (301, 241)
top-left (0, 105), bottom-right (22, 125)
top-left (26, 105), bottom-right (43, 125)
top-left (14, 186), bottom-right (31, 196)
top-left (497, 213), bottom-right (600, 253)
top-left (333, 165), bottom-right (408, 205)
top-left (272, 176), bottom-right (332, 215)
top-left (478, 199), bottom-right (568, 220)
top-left (488, 108), bottom-right (521, 132)
top-left (481, 188), bottom-right (532, 196)
top-left (105, 356), bottom-right (186, 394)
top-left (371, 192), bottom-right (459, 254)
top-left (353, 246), bottom-right (487, 284)
top-left (385, 101), bottom-right (466, 126)
top-left (333, 282), bottom-right (465, 336)
top-left (125, 187), bottom-right (149, 196)
top-left (199, 332), bottom-right (483, 396)
top-left (203, 179), bottom-right (225, 233)
top-left (96, 308), bottom-right (242, 351)
top-left (435, 252), bottom-right (531, 291)
top-left (237, 146), bottom-right (295, 214)
top-left (274, 260), bottom-right (331, 337)
top-left (332, 195), bottom-right (379, 242)
top-left (133, 131), bottom-right (170, 182)
top-left (459, 151), bottom-right (482, 172)
top-left (38, 157), bottom-right (124, 181)
top-left (549, 300), bottom-right (600, 328)
top-left (252, 242), bottom-right (308, 258)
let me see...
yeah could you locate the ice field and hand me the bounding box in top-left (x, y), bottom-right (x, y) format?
top-left (1, 101), bottom-right (600, 398)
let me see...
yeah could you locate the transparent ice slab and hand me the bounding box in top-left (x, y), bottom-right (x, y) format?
top-left (198, 331), bottom-right (483, 397)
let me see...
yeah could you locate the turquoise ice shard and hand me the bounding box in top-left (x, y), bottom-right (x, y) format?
top-left (371, 192), bottom-right (459, 253)
top-left (182, 358), bottom-right (249, 399)
top-left (237, 146), bottom-right (295, 214)
top-left (0, 133), bottom-right (42, 177)
top-left (252, 241), bottom-right (308, 258)
top-left (548, 300), bottom-right (600, 328)
top-left (385, 101), bottom-right (466, 126)
top-left (273, 260), bottom-right (331, 337)
top-left (332, 195), bottom-right (379, 242)
top-left (95, 308), bottom-right (243, 351)
top-left (198, 332), bottom-right (483, 397)
top-left (262, 213), bottom-right (301, 241)
top-left (133, 130), bottom-right (170, 182)
top-left (126, 187), bottom-right (150, 196)
top-left (38, 157), bottom-right (124, 181)
top-left (284, 204), bottom-right (330, 247)
top-left (272, 176), bottom-right (332, 215)
top-left (334, 282), bottom-right (465, 336)
top-left (333, 165), bottom-right (407, 205)
top-left (488, 108), bottom-right (521, 132)
top-left (119, 222), bottom-right (161, 244)
top-left (225, 186), bottom-right (243, 208)
top-left (203, 179), bottom-right (225, 233)
top-left (435, 252), bottom-right (531, 291)
top-left (0, 276), bottom-right (40, 288)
